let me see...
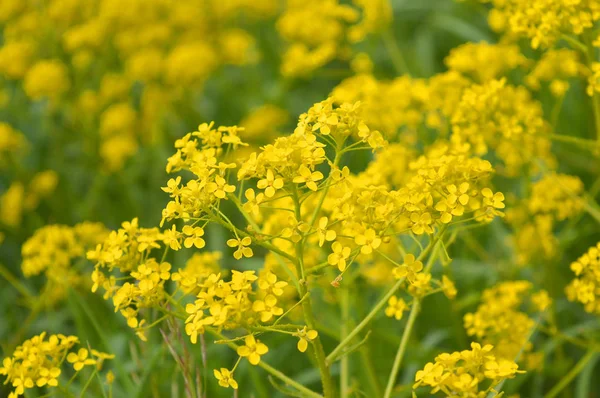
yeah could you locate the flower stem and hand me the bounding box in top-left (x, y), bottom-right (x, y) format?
top-left (207, 329), bottom-right (324, 398)
top-left (544, 350), bottom-right (598, 398)
top-left (326, 227), bottom-right (445, 364)
top-left (383, 300), bottom-right (421, 398)
top-left (292, 187), bottom-right (336, 398)
top-left (340, 287), bottom-right (350, 398)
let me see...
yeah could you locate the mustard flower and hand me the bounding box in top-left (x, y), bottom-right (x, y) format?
top-left (257, 169), bottom-right (284, 197)
top-left (226, 237), bottom-right (253, 260)
top-left (354, 228), bottom-right (381, 254)
top-left (385, 296), bottom-right (408, 320)
top-left (214, 368), bottom-right (238, 389)
top-left (293, 327), bottom-right (318, 353)
top-left (67, 348), bottom-right (96, 371)
top-left (317, 217), bottom-right (337, 247)
top-left (293, 165), bottom-right (324, 191)
top-left (328, 241), bottom-right (352, 271)
top-left (182, 225), bottom-right (206, 249)
top-left (237, 335), bottom-right (269, 365)
top-left (392, 254), bottom-right (423, 283)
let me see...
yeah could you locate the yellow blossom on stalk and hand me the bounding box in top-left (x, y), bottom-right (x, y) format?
top-left (67, 348), bottom-right (96, 371)
top-left (441, 276), bottom-right (457, 299)
top-left (526, 49), bottom-right (583, 96)
top-left (414, 342), bottom-right (524, 395)
top-left (0, 182), bottom-right (24, 227)
top-left (317, 217), bottom-right (337, 247)
top-left (328, 241), bottom-right (352, 271)
top-left (445, 42), bottom-right (527, 82)
top-left (451, 78), bottom-right (555, 175)
top-left (566, 242), bottom-right (600, 314)
top-left (214, 368), bottom-right (238, 389)
top-left (392, 254), bottom-right (423, 283)
top-left (464, 281), bottom-right (548, 367)
top-left (237, 335), bottom-right (269, 365)
top-left (385, 296), bottom-right (408, 320)
top-left (0, 333), bottom-right (112, 398)
top-left (21, 222), bottom-right (108, 304)
top-left (293, 165), bottom-right (324, 191)
top-left (182, 225), bottom-right (206, 249)
top-left (354, 228), bottom-right (381, 254)
top-left (506, 173), bottom-right (585, 265)
top-left (0, 123), bottom-right (28, 167)
top-left (475, 0), bottom-right (600, 49)
top-left (227, 237), bottom-right (253, 260)
top-left (23, 59), bottom-right (70, 101)
top-left (252, 294), bottom-right (284, 322)
top-left (293, 327), bottom-right (318, 352)
top-left (257, 169), bottom-right (285, 197)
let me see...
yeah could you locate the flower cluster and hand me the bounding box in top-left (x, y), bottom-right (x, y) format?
top-left (445, 42), bottom-right (527, 82)
top-left (506, 173), bottom-right (585, 265)
top-left (450, 78), bottom-right (555, 175)
top-left (20, 222), bottom-right (108, 304)
top-left (478, 0), bottom-right (600, 49)
top-left (464, 281), bottom-right (550, 368)
top-left (414, 342), bottom-right (524, 396)
top-left (526, 49), bottom-right (583, 97)
top-left (277, 0), bottom-right (391, 77)
top-left (0, 0), bottom-right (275, 171)
top-left (0, 332), bottom-right (113, 398)
top-left (86, 218), bottom-right (174, 339)
top-left (183, 269), bottom-right (288, 343)
top-left (566, 241), bottom-right (600, 313)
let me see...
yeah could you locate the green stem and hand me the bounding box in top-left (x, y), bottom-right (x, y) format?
top-left (326, 227), bottom-right (445, 364)
top-left (0, 262), bottom-right (34, 301)
top-left (340, 287), bottom-right (350, 398)
top-left (227, 194), bottom-right (300, 290)
top-left (548, 133), bottom-right (600, 151)
top-left (207, 329), bottom-right (323, 398)
top-left (292, 187), bottom-right (335, 398)
top-left (383, 300), bottom-right (421, 398)
top-left (544, 350), bottom-right (598, 398)
top-left (382, 29), bottom-right (410, 76)
top-left (584, 36), bottom-right (600, 142)
top-left (79, 369), bottom-right (99, 397)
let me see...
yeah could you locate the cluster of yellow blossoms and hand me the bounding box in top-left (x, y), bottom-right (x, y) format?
top-left (478, 0), bottom-right (600, 49)
top-left (464, 281), bottom-right (550, 369)
top-left (0, 332), bottom-right (113, 398)
top-left (0, 0), bottom-right (276, 171)
top-left (277, 0), bottom-right (391, 77)
top-left (20, 222), bottom-right (108, 304)
top-left (414, 342), bottom-right (523, 396)
top-left (507, 173), bottom-right (585, 265)
top-left (566, 241), bottom-right (600, 313)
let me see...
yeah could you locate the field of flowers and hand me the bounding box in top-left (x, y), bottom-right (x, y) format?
top-left (1, 0), bottom-right (600, 397)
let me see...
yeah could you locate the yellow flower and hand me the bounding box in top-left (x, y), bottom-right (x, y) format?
top-left (182, 225), bottom-right (206, 249)
top-left (207, 175), bottom-right (236, 199)
top-left (227, 237), bottom-right (253, 260)
top-left (293, 326), bottom-right (318, 353)
top-left (257, 169), bottom-right (284, 197)
top-left (317, 217), bottom-right (337, 247)
top-left (354, 228), bottom-right (381, 254)
top-left (385, 296), bottom-right (408, 320)
top-left (392, 254), bottom-right (423, 283)
top-left (67, 348), bottom-right (96, 371)
top-left (328, 241), bottom-right (352, 271)
top-left (214, 368), bottom-right (238, 389)
top-left (410, 212), bottom-right (433, 235)
top-left (252, 294), bottom-right (284, 322)
top-left (441, 276), bottom-right (457, 300)
top-left (293, 165), bottom-right (324, 191)
top-left (237, 335), bottom-right (268, 365)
